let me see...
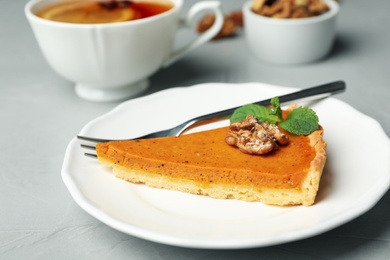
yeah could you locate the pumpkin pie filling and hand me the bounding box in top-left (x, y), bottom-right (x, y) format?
top-left (96, 125), bottom-right (326, 206)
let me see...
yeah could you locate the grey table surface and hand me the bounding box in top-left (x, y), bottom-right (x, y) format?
top-left (1, 0), bottom-right (390, 259)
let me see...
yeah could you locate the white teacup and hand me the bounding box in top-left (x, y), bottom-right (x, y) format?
top-left (243, 0), bottom-right (339, 64)
top-left (25, 0), bottom-right (223, 101)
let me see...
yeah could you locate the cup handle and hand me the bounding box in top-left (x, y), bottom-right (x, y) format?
top-left (163, 1), bottom-right (224, 67)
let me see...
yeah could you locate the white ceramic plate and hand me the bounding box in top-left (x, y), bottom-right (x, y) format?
top-left (62, 82), bottom-right (390, 249)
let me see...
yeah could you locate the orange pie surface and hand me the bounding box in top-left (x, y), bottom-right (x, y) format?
top-left (96, 126), bottom-right (326, 206)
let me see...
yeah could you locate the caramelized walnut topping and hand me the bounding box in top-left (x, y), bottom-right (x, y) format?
top-left (225, 115), bottom-right (288, 155)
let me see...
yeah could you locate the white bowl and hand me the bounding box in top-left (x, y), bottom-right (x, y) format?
top-left (243, 0), bottom-right (339, 64)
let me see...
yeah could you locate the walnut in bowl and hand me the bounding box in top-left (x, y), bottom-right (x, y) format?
top-left (243, 0), bottom-right (339, 64)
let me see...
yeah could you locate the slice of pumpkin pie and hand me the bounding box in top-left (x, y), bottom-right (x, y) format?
top-left (96, 106), bottom-right (326, 206)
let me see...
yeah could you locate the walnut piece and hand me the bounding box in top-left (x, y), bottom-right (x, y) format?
top-left (252, 0), bottom-right (330, 19)
top-left (197, 11), bottom-right (243, 40)
top-left (225, 115), bottom-right (288, 155)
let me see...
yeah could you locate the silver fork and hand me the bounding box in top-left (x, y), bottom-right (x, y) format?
top-left (78, 81), bottom-right (346, 158)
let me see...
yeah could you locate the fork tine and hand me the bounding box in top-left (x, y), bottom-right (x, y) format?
top-left (77, 135), bottom-right (110, 143)
top-left (81, 144), bottom-right (96, 150)
top-left (84, 153), bottom-right (98, 159)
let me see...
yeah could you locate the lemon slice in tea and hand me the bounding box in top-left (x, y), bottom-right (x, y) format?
top-left (38, 1), bottom-right (141, 24)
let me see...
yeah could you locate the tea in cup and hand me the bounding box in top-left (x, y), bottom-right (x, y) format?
top-left (25, 0), bottom-right (224, 101)
top-left (36, 0), bottom-right (173, 24)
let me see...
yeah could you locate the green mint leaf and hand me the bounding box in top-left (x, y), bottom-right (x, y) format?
top-left (279, 107), bottom-right (319, 135)
top-left (230, 97), bottom-right (320, 136)
top-left (230, 104), bottom-right (280, 124)
top-left (270, 96), bottom-right (282, 120)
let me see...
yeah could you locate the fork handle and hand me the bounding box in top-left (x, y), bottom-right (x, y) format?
top-left (177, 80), bottom-right (346, 135)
